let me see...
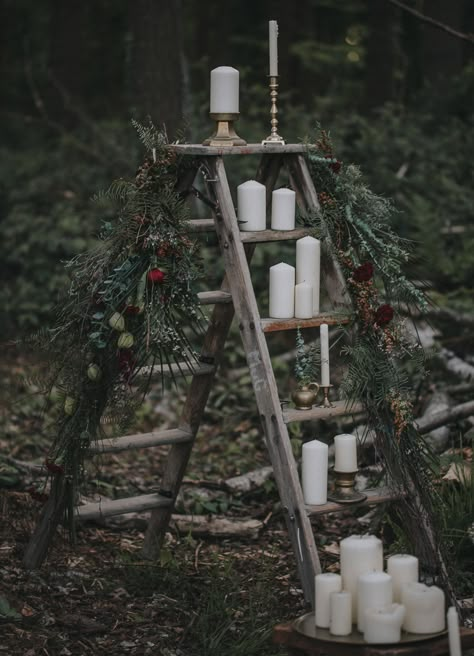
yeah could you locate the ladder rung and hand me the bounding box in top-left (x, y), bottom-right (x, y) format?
top-left (261, 312), bottom-right (352, 333)
top-left (240, 227), bottom-right (312, 243)
top-left (283, 400), bottom-right (364, 424)
top-left (306, 487), bottom-right (400, 516)
top-left (136, 361), bottom-right (216, 380)
top-left (76, 494), bottom-right (173, 521)
top-left (89, 428), bottom-right (193, 454)
top-left (198, 290), bottom-right (233, 305)
top-left (189, 218), bottom-right (215, 232)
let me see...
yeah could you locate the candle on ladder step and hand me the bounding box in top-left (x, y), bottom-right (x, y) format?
top-left (357, 571), bottom-right (393, 632)
top-left (387, 554), bottom-right (419, 603)
top-left (271, 188), bottom-right (295, 230)
top-left (320, 323), bottom-right (330, 386)
top-left (364, 604), bottom-right (405, 644)
top-left (302, 440), bottom-right (328, 505)
top-left (296, 236), bottom-right (320, 315)
top-left (315, 573), bottom-right (341, 628)
top-left (334, 433), bottom-right (357, 472)
top-left (238, 180), bottom-right (266, 232)
top-left (269, 263), bottom-right (295, 318)
top-left (269, 20), bottom-right (278, 76)
top-left (447, 607), bottom-right (462, 656)
top-left (401, 582), bottom-right (445, 634)
top-left (210, 66), bottom-right (239, 114)
top-left (295, 283), bottom-right (312, 319)
top-left (329, 591), bottom-right (352, 636)
top-left (340, 535), bottom-right (383, 619)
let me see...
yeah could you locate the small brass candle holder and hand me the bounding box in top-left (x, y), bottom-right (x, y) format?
top-left (203, 112), bottom-right (247, 147)
top-left (262, 76), bottom-right (285, 145)
top-left (319, 384), bottom-right (334, 408)
top-left (328, 469), bottom-right (368, 505)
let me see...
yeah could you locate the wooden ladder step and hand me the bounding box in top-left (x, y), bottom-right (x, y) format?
top-left (197, 290), bottom-right (232, 305)
top-left (76, 493), bottom-right (173, 521)
top-left (306, 486), bottom-right (401, 516)
top-left (240, 227), bottom-right (312, 243)
top-left (189, 218), bottom-right (215, 232)
top-left (261, 312), bottom-right (352, 333)
top-left (89, 428), bottom-right (192, 454)
top-left (283, 400), bottom-right (364, 424)
top-left (136, 360), bottom-right (216, 381)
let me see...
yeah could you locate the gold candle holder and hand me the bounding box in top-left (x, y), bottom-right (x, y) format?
top-left (203, 112), bottom-right (247, 147)
top-left (328, 469), bottom-right (368, 505)
top-left (320, 384), bottom-right (334, 408)
top-left (262, 76), bottom-right (285, 145)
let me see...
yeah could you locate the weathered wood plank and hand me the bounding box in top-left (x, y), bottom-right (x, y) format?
top-left (261, 312), bottom-right (352, 333)
top-left (89, 428), bottom-right (192, 454)
top-left (239, 227), bottom-right (312, 243)
top-left (189, 218), bottom-right (215, 232)
top-left (169, 143), bottom-right (311, 156)
top-left (283, 400), bottom-right (365, 424)
top-left (306, 486), bottom-right (399, 516)
top-left (76, 494), bottom-right (173, 521)
top-left (197, 290), bottom-right (233, 305)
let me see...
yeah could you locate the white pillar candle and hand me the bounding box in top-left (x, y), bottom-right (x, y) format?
top-left (302, 440), bottom-right (328, 505)
top-left (447, 607), bottom-right (462, 656)
top-left (271, 188), bottom-right (296, 231)
top-left (269, 20), bottom-right (278, 76)
top-left (315, 573), bottom-right (342, 628)
top-left (329, 591), bottom-right (352, 636)
top-left (269, 263), bottom-right (295, 319)
top-left (296, 236), bottom-right (320, 315)
top-left (295, 283), bottom-right (313, 319)
top-left (210, 66), bottom-right (239, 114)
top-left (357, 571), bottom-right (393, 632)
top-left (320, 323), bottom-right (330, 386)
top-left (238, 180), bottom-right (266, 232)
top-left (334, 434), bottom-right (358, 472)
top-left (387, 554), bottom-right (419, 603)
top-left (401, 582), bottom-right (445, 634)
top-left (364, 604), bottom-right (405, 644)
top-left (340, 535), bottom-right (383, 619)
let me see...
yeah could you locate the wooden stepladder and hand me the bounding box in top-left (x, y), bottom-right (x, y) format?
top-left (24, 144), bottom-right (386, 606)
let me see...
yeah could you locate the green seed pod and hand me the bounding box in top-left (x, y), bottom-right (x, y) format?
top-left (64, 396), bottom-right (77, 416)
top-left (108, 312), bottom-right (125, 332)
top-left (117, 332), bottom-right (134, 349)
top-left (87, 364), bottom-right (102, 381)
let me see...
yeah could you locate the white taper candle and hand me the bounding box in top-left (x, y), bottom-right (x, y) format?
top-left (320, 323), bottom-right (330, 386)
top-left (447, 607), bottom-right (462, 656)
top-left (269, 21), bottom-right (278, 76)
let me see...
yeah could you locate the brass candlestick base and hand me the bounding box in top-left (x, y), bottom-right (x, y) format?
top-left (320, 384), bottom-right (334, 408)
top-left (203, 113), bottom-right (247, 147)
top-left (262, 76), bottom-right (285, 145)
top-left (328, 469), bottom-right (368, 505)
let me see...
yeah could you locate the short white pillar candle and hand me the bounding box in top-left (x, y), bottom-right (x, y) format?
top-left (387, 554), bottom-right (419, 603)
top-left (296, 236), bottom-right (320, 315)
top-left (271, 188), bottom-right (296, 231)
top-left (447, 606), bottom-right (462, 656)
top-left (334, 434), bottom-right (358, 472)
top-left (238, 180), bottom-right (266, 232)
top-left (329, 591), bottom-right (352, 636)
top-left (295, 283), bottom-right (313, 319)
top-left (401, 582), bottom-right (445, 634)
top-left (357, 571), bottom-right (393, 632)
top-left (269, 263), bottom-right (295, 318)
top-left (210, 66), bottom-right (239, 114)
top-left (302, 440), bottom-right (328, 505)
top-left (364, 604), bottom-right (405, 644)
top-left (340, 535), bottom-right (383, 619)
top-left (320, 323), bottom-right (330, 386)
top-left (315, 573), bottom-right (342, 628)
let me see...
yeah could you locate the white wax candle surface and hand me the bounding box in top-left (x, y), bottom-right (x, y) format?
top-left (357, 571), bottom-right (393, 632)
top-left (238, 180), bottom-right (266, 232)
top-left (269, 262), bottom-right (295, 319)
top-left (295, 283), bottom-right (313, 319)
top-left (401, 582), bottom-right (445, 634)
top-left (334, 433), bottom-right (358, 473)
top-left (447, 606), bottom-right (462, 656)
top-left (315, 573), bottom-right (341, 628)
top-left (320, 323), bottom-right (330, 386)
top-left (210, 66), bottom-right (239, 114)
top-left (340, 535), bottom-right (383, 619)
top-left (329, 591), bottom-right (352, 636)
top-left (296, 236), bottom-right (320, 315)
top-left (269, 20), bottom-right (278, 76)
top-left (387, 554), bottom-right (419, 603)
top-left (271, 188), bottom-right (296, 231)
top-left (364, 604), bottom-right (405, 644)
top-left (302, 440), bottom-right (328, 505)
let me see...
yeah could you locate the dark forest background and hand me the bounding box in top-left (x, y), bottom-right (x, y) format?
top-left (1, 0), bottom-right (473, 336)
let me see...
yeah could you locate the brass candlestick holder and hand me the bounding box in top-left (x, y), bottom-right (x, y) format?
top-left (262, 76), bottom-right (285, 145)
top-left (320, 384), bottom-right (334, 408)
top-left (203, 112), bottom-right (247, 147)
top-left (328, 469), bottom-right (368, 505)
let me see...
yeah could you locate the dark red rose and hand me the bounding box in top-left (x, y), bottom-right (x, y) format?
top-left (124, 304), bottom-right (141, 315)
top-left (375, 304), bottom-right (394, 326)
top-left (147, 268), bottom-right (165, 284)
top-left (118, 349), bottom-right (136, 381)
top-left (325, 155), bottom-right (342, 174)
top-left (353, 262), bottom-right (374, 283)
top-left (45, 459), bottom-right (65, 475)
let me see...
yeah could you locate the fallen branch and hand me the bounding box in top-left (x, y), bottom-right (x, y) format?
top-left (224, 466), bottom-right (273, 493)
top-left (416, 400), bottom-right (474, 435)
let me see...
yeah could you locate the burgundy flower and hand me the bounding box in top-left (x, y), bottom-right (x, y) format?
top-left (44, 459), bottom-right (65, 475)
top-left (375, 304), bottom-right (394, 326)
top-left (147, 268), bottom-right (165, 284)
top-left (124, 304), bottom-right (141, 315)
top-left (325, 155), bottom-right (342, 174)
top-left (353, 262), bottom-right (374, 283)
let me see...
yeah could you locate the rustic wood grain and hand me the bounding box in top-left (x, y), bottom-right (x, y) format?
top-left (239, 227), bottom-right (312, 243)
top-left (169, 143), bottom-right (311, 156)
top-left (89, 428), bottom-right (192, 454)
top-left (261, 312), bottom-right (352, 333)
top-left (306, 487), bottom-right (400, 516)
top-left (283, 400), bottom-right (365, 424)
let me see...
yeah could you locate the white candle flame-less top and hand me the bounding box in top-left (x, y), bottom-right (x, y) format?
top-left (269, 20), bottom-right (278, 76)
top-left (269, 263), bottom-right (295, 319)
top-left (320, 323), bottom-right (330, 386)
top-left (340, 535), bottom-right (383, 619)
top-left (364, 604), bottom-right (405, 644)
top-left (238, 180), bottom-right (266, 232)
top-left (302, 439), bottom-right (328, 506)
top-left (315, 573), bottom-right (341, 628)
top-left (210, 66), bottom-right (239, 114)
top-left (271, 188), bottom-right (295, 230)
top-left (296, 236), bottom-right (320, 315)
top-left (387, 554), bottom-right (419, 603)
top-left (401, 582), bottom-right (445, 634)
top-left (330, 591), bottom-right (352, 636)
top-left (447, 606), bottom-right (462, 656)
top-left (334, 433), bottom-right (358, 472)
top-left (357, 571), bottom-right (393, 632)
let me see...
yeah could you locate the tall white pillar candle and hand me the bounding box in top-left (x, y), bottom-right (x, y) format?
top-left (334, 434), bottom-right (358, 472)
top-left (302, 440), bottom-right (328, 505)
top-left (387, 554), bottom-right (419, 603)
top-left (401, 582), bottom-right (445, 634)
top-left (269, 21), bottom-right (278, 76)
top-left (320, 323), bottom-right (330, 386)
top-left (296, 236), bottom-right (320, 314)
top-left (238, 180), bottom-right (266, 232)
top-left (271, 188), bottom-right (296, 230)
top-left (340, 535), bottom-right (383, 619)
top-left (295, 283), bottom-right (313, 319)
top-left (269, 263), bottom-right (295, 319)
top-left (210, 66), bottom-right (239, 114)
top-left (364, 604), bottom-right (405, 644)
top-left (329, 591), bottom-right (352, 636)
top-left (357, 571), bottom-right (393, 632)
top-left (315, 573), bottom-right (341, 628)
top-left (447, 607), bottom-right (462, 656)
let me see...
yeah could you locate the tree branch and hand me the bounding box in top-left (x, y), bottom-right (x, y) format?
top-left (387, 0), bottom-right (474, 44)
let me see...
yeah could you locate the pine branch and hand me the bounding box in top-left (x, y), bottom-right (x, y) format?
top-left (387, 0), bottom-right (474, 45)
